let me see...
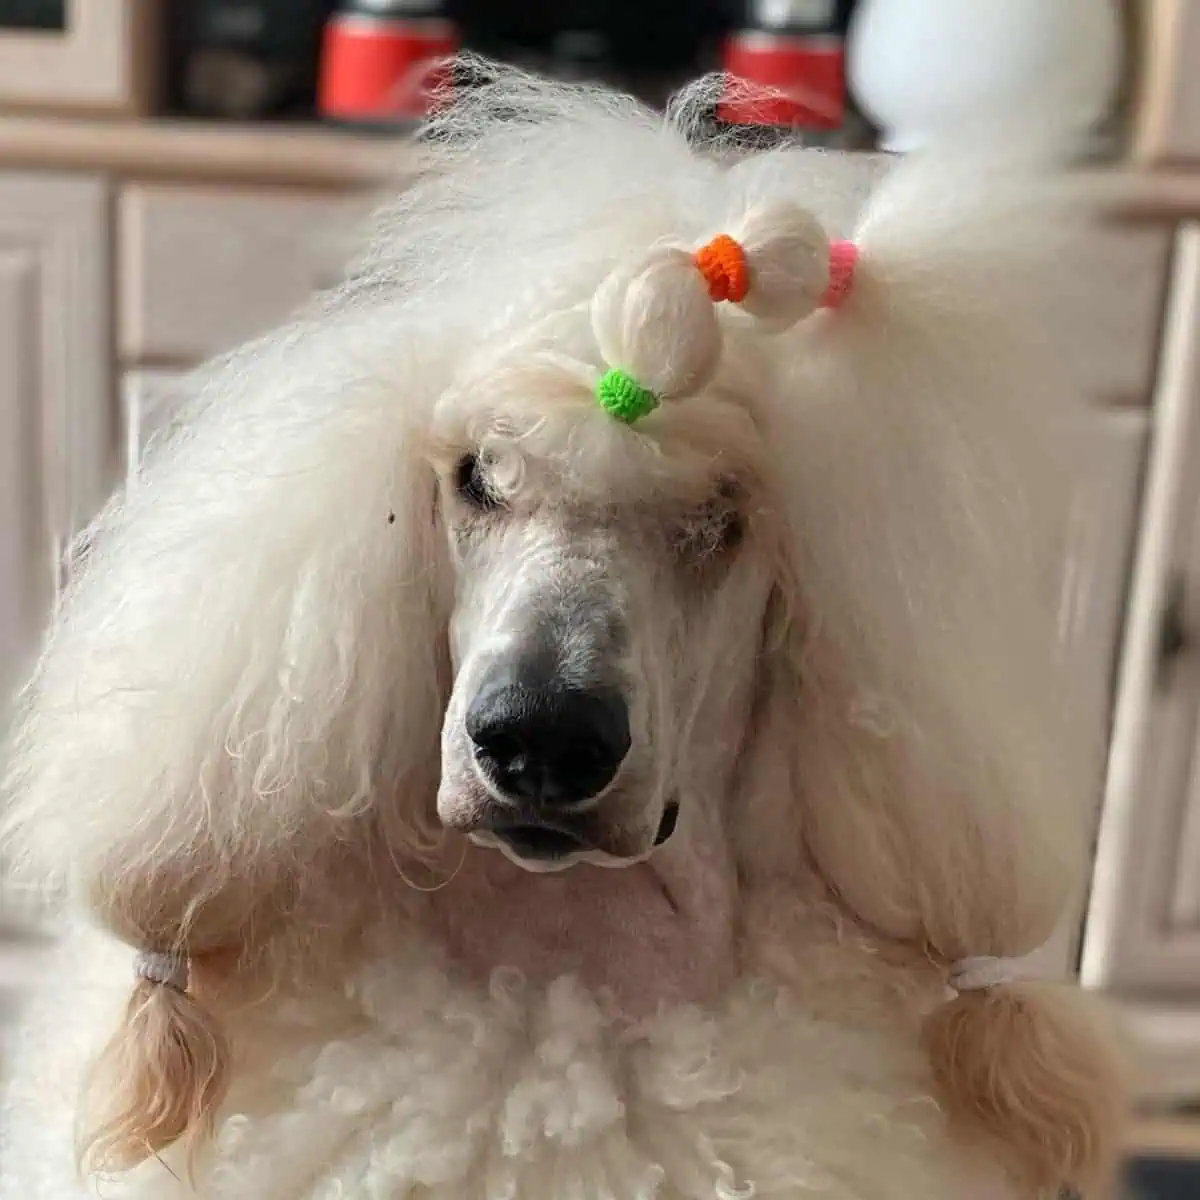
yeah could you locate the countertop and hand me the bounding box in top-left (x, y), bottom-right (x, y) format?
top-left (0, 113), bottom-right (1196, 222)
top-left (0, 114), bottom-right (419, 189)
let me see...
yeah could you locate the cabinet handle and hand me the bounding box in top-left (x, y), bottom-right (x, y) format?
top-left (1158, 570), bottom-right (1189, 679)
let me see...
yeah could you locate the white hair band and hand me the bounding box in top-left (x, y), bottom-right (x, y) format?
top-left (134, 950), bottom-right (189, 992)
top-left (948, 955), bottom-right (1027, 993)
top-left (132, 950), bottom-right (1020, 995)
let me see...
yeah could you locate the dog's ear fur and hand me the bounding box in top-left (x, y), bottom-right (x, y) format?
top-left (730, 145), bottom-right (1127, 1194)
top-left (1, 305), bottom-right (454, 1168)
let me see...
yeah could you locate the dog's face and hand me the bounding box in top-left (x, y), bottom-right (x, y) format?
top-left (431, 407), bottom-right (775, 873)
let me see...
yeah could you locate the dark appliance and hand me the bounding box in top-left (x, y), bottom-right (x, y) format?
top-left (167, 0), bottom-right (332, 120)
top-left (0, 1), bottom-right (65, 30)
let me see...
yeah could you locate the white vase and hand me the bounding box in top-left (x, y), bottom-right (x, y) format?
top-left (846, 0), bottom-right (1123, 152)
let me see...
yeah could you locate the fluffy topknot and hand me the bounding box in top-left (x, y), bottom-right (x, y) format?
top-left (588, 202), bottom-right (836, 412)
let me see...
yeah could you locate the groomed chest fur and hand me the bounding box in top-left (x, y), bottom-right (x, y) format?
top-left (66, 952), bottom-right (1005, 1200)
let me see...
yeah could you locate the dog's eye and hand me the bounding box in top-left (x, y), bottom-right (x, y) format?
top-left (675, 493), bottom-right (745, 564)
top-left (718, 510), bottom-right (744, 554)
top-left (454, 454), bottom-right (500, 511)
top-left (701, 505), bottom-right (744, 557)
top-left (713, 480), bottom-right (745, 554)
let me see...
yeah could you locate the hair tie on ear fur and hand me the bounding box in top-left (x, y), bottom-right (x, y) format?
top-left (134, 949), bottom-right (190, 991)
top-left (820, 240), bottom-right (860, 310)
top-left (948, 955), bottom-right (1025, 993)
top-left (596, 367), bottom-right (660, 424)
top-left (694, 234), bottom-right (750, 304)
top-left (81, 944), bottom-right (229, 1173)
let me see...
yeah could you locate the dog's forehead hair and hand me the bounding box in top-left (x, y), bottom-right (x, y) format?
top-left (480, 429), bottom-right (746, 516)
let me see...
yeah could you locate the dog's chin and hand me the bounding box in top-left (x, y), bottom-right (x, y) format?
top-left (463, 803), bottom-right (680, 875)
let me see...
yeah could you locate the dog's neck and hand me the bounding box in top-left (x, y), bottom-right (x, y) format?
top-left (382, 638), bottom-right (861, 1018)
top-left (273, 653), bottom-right (931, 1030)
top-left (418, 781), bottom-right (738, 1017)
top-left (411, 640), bottom-right (783, 1016)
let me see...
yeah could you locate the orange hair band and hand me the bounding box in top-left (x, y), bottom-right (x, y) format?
top-left (693, 234), bottom-right (749, 304)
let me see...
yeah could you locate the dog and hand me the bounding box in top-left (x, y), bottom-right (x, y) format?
top-left (0, 64), bottom-right (1123, 1198)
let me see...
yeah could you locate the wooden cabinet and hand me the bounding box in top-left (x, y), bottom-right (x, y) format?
top-left (1070, 227), bottom-right (1173, 404)
top-left (0, 173), bottom-right (112, 704)
top-left (1057, 411), bottom-right (1151, 757)
top-left (1134, 1), bottom-right (1200, 164)
top-left (0, 1), bottom-right (158, 117)
top-left (1084, 226), bottom-right (1200, 997)
top-left (1077, 225), bottom-right (1200, 1103)
top-left (0, 175), bottom-right (111, 1014)
top-left (1022, 409), bottom-right (1150, 982)
top-left (119, 185), bottom-right (367, 365)
top-left (121, 368), bottom-right (191, 482)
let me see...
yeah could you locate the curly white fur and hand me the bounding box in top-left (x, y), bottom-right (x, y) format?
top-left (1, 62), bottom-right (1123, 1198)
top-left (4, 921), bottom-right (1013, 1199)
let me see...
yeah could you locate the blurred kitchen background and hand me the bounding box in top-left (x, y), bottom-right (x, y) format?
top-left (2, 3), bottom-right (1200, 1196)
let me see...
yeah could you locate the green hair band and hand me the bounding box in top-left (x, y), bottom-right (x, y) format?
top-left (596, 368), bottom-right (659, 425)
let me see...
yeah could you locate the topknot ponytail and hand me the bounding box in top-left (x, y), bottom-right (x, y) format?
top-left (590, 246), bottom-right (723, 405)
top-left (588, 202), bottom-right (841, 422)
top-left (727, 202), bottom-right (833, 325)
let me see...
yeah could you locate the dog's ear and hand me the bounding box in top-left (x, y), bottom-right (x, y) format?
top-left (1, 311), bottom-right (454, 1169)
top-left (733, 144), bottom-right (1127, 1194)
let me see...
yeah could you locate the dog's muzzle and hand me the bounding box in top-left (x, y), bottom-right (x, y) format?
top-left (454, 666), bottom-right (676, 865)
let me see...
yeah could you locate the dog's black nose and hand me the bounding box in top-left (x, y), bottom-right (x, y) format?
top-left (466, 674), bottom-right (630, 807)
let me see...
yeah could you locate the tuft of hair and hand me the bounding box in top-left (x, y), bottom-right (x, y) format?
top-left (923, 983), bottom-right (1127, 1195)
top-left (920, 983), bottom-right (1127, 1194)
top-left (588, 200), bottom-right (831, 405)
top-left (80, 978), bottom-right (230, 1176)
top-left (732, 201), bottom-right (830, 324)
top-left (591, 246), bottom-right (724, 401)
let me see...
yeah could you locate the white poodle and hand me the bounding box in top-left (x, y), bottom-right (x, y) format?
top-left (1, 65), bottom-right (1124, 1198)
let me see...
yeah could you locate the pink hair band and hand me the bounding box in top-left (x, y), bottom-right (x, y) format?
top-left (820, 240), bottom-right (859, 310)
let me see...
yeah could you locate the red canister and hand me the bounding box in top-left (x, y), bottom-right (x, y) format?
top-left (719, 0), bottom-right (848, 131)
top-left (318, 3), bottom-right (458, 124)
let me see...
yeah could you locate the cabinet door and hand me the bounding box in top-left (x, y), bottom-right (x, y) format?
top-left (122, 369), bottom-right (192, 484)
top-left (1133, 0), bottom-right (1200, 164)
top-left (1055, 411), bottom-right (1151, 767)
top-left (50, 370), bottom-right (192, 595)
top-left (0, 174), bottom-right (110, 1002)
top-left (119, 184), bottom-right (367, 366)
top-left (0, 173), bottom-right (112, 704)
top-left (1022, 409), bottom-right (1149, 981)
top-left (1082, 224), bottom-right (1200, 996)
